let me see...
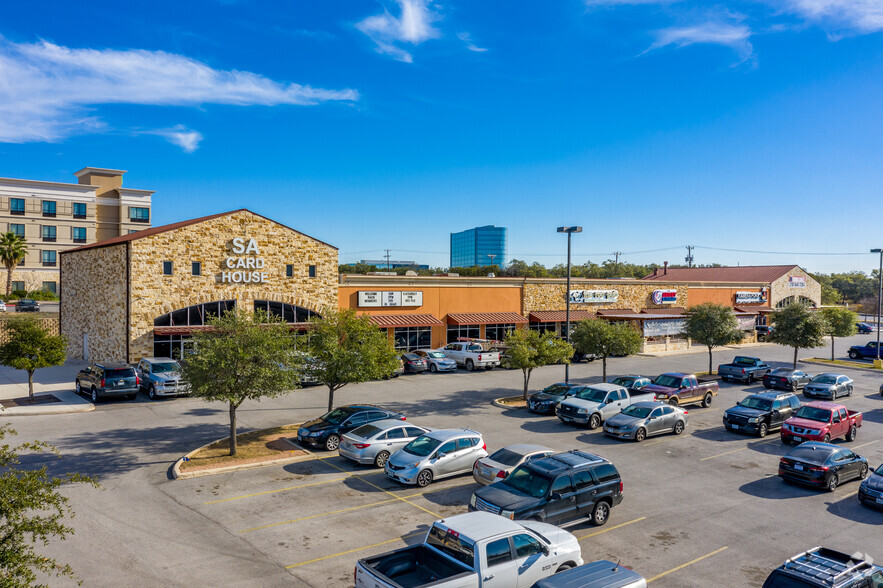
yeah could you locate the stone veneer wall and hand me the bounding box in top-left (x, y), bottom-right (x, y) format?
top-left (0, 269), bottom-right (60, 293)
top-left (522, 281), bottom-right (689, 313)
top-left (127, 210), bottom-right (338, 362)
top-left (60, 244), bottom-right (128, 362)
top-left (769, 268), bottom-right (821, 308)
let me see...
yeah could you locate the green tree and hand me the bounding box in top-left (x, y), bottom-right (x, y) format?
top-left (571, 318), bottom-right (643, 381)
top-left (768, 303), bottom-right (829, 369)
top-left (304, 308), bottom-right (400, 413)
top-left (0, 424), bottom-right (98, 586)
top-left (181, 309), bottom-right (299, 456)
top-left (819, 306), bottom-right (858, 361)
top-left (682, 303), bottom-right (745, 374)
top-left (0, 232), bottom-right (28, 297)
top-left (0, 316), bottom-right (67, 401)
top-left (503, 328), bottom-right (573, 401)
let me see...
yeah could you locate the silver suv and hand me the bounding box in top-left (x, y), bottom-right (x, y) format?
top-left (385, 429), bottom-right (488, 487)
top-left (135, 357), bottom-right (190, 400)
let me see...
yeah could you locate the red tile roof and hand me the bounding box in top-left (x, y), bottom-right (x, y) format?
top-left (735, 306), bottom-right (774, 313)
top-left (367, 314), bottom-right (444, 328)
top-left (597, 309), bottom-right (640, 316)
top-left (446, 312), bottom-right (528, 325)
top-left (528, 310), bottom-right (594, 323)
top-left (641, 307), bottom-right (686, 315)
top-left (642, 265), bottom-right (799, 283)
top-left (62, 209), bottom-right (337, 253)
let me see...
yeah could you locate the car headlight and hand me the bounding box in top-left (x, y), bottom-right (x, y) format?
top-left (500, 510), bottom-right (515, 520)
top-left (748, 417), bottom-right (760, 423)
top-left (308, 430), bottom-right (323, 437)
top-left (470, 494), bottom-right (477, 507)
top-left (405, 462), bottom-right (421, 469)
top-left (577, 408), bottom-right (588, 414)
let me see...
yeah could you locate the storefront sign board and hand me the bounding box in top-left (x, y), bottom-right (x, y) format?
top-left (358, 291), bottom-right (423, 307)
top-left (735, 291), bottom-right (766, 304)
top-left (643, 318), bottom-right (685, 337)
top-left (738, 315), bottom-right (757, 330)
top-left (569, 290), bottom-right (619, 304)
top-left (651, 289), bottom-right (678, 304)
top-left (788, 276), bottom-right (806, 288)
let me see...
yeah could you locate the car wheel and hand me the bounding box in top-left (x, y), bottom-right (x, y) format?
top-left (757, 422), bottom-right (768, 438)
top-left (75, 381), bottom-right (82, 395)
top-left (591, 501), bottom-right (610, 526)
top-left (466, 359), bottom-right (474, 371)
top-left (148, 385), bottom-right (157, 400)
top-left (324, 434), bottom-right (341, 452)
top-left (859, 463), bottom-right (869, 479)
top-left (416, 469), bottom-right (434, 488)
top-left (847, 385), bottom-right (853, 396)
top-left (374, 451), bottom-right (390, 468)
top-left (701, 393), bottom-right (713, 408)
top-left (668, 398), bottom-right (679, 407)
top-left (635, 428), bottom-right (647, 442)
top-left (846, 425), bottom-right (857, 442)
top-left (588, 414), bottom-right (601, 430)
top-left (747, 374), bottom-right (755, 383)
top-left (673, 420), bottom-right (685, 435)
top-left (429, 364), bottom-right (437, 373)
top-left (849, 350), bottom-right (860, 359)
top-left (485, 365), bottom-right (493, 371)
top-left (827, 474), bottom-right (839, 492)
top-left (555, 563), bottom-right (574, 574)
top-left (781, 435), bottom-right (793, 445)
top-left (823, 434), bottom-right (831, 443)
top-left (90, 388), bottom-right (99, 403)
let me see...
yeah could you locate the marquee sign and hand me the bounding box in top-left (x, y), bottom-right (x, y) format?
top-left (738, 316), bottom-right (757, 331)
top-left (569, 290), bottom-right (619, 304)
top-left (358, 291), bottom-right (423, 308)
top-left (735, 291), bottom-right (766, 304)
top-left (643, 318), bottom-right (685, 337)
top-left (788, 276), bottom-right (806, 288)
top-left (651, 289), bottom-right (678, 304)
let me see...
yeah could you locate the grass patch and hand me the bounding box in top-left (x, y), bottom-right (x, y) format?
top-left (496, 395), bottom-right (526, 408)
top-left (180, 423), bottom-right (307, 471)
top-left (804, 358), bottom-right (881, 370)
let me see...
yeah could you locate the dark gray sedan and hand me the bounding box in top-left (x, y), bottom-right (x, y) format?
top-left (804, 373), bottom-right (854, 400)
top-left (763, 368), bottom-right (812, 391)
top-left (603, 401), bottom-right (688, 442)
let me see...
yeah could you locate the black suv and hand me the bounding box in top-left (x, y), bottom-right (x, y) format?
top-left (469, 450), bottom-right (623, 527)
top-left (763, 547), bottom-right (883, 587)
top-left (723, 391), bottom-right (801, 437)
top-left (296, 405), bottom-right (406, 451)
top-left (75, 363), bottom-right (140, 402)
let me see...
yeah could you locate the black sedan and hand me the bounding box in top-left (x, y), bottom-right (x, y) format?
top-left (14, 299), bottom-right (40, 312)
top-left (763, 368), bottom-right (812, 391)
top-left (527, 382), bottom-right (578, 414)
top-left (400, 353), bottom-right (428, 374)
top-left (296, 405), bottom-right (406, 451)
top-left (779, 442), bottom-right (868, 491)
top-left (858, 463), bottom-right (883, 509)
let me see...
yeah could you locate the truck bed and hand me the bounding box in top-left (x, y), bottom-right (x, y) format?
top-left (358, 545), bottom-right (473, 588)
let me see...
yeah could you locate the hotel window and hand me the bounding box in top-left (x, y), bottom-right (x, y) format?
top-left (286, 264), bottom-right (293, 278)
top-left (42, 201), bottom-right (56, 217)
top-left (10, 198), bottom-right (25, 215)
top-left (73, 202), bottom-right (87, 219)
top-left (308, 265), bottom-right (317, 278)
top-left (130, 207), bottom-right (150, 223)
top-left (72, 227), bottom-right (87, 243)
top-left (41, 250), bottom-right (56, 267)
top-left (42, 281), bottom-right (57, 294)
top-left (11, 281), bottom-right (24, 292)
top-left (163, 261), bottom-right (173, 275)
top-left (128, 230), bottom-right (138, 234)
top-left (447, 324), bottom-right (480, 343)
top-left (9, 224), bottom-right (24, 238)
top-left (485, 323), bottom-right (516, 342)
top-left (394, 327), bottom-right (431, 351)
top-left (42, 225), bottom-right (56, 242)
top-left (192, 262), bottom-right (201, 276)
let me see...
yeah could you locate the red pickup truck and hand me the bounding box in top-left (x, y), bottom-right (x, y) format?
top-left (781, 401), bottom-right (862, 444)
top-left (646, 373), bottom-right (719, 408)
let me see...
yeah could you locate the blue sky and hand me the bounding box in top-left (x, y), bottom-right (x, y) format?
top-left (2, 0), bottom-right (883, 273)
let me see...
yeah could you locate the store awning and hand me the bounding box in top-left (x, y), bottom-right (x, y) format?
top-left (641, 307), bottom-right (686, 315)
top-left (528, 310), bottom-right (593, 323)
top-left (735, 306), bottom-right (774, 313)
top-left (367, 314), bottom-right (444, 328)
top-left (447, 312), bottom-right (528, 325)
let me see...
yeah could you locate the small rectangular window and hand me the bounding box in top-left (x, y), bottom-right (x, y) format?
top-left (72, 227), bottom-right (87, 243)
top-left (42, 281), bottom-right (56, 294)
top-left (10, 198), bottom-right (25, 215)
top-left (11, 281), bottom-right (24, 292)
top-left (41, 250), bottom-right (56, 266)
top-left (130, 207), bottom-right (150, 223)
top-left (42, 201), bottom-right (56, 217)
top-left (192, 262), bottom-right (201, 276)
top-left (286, 264), bottom-right (293, 278)
top-left (308, 264), bottom-right (316, 278)
top-left (9, 224), bottom-right (24, 238)
top-left (42, 225), bottom-right (56, 242)
top-left (73, 202), bottom-right (87, 219)
top-left (163, 261), bottom-right (173, 275)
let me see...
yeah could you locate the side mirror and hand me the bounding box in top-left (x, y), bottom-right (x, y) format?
top-left (605, 398), bottom-right (614, 404)
top-left (437, 452), bottom-right (447, 459)
top-left (541, 545), bottom-right (550, 557)
top-left (550, 492), bottom-right (562, 501)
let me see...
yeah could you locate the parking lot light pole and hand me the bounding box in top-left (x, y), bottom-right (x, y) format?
top-left (558, 226), bottom-right (582, 383)
top-left (873, 248), bottom-right (883, 367)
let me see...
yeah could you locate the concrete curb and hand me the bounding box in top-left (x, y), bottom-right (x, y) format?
top-left (492, 396), bottom-right (525, 410)
top-left (800, 358), bottom-right (883, 375)
top-left (0, 391), bottom-right (96, 416)
top-left (173, 431), bottom-right (314, 480)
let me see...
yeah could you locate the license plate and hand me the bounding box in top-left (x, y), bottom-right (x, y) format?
top-left (297, 436), bottom-right (305, 443)
top-left (343, 442), bottom-right (350, 448)
top-left (480, 467), bottom-right (491, 477)
top-left (794, 464), bottom-right (804, 471)
top-left (731, 424), bottom-right (739, 430)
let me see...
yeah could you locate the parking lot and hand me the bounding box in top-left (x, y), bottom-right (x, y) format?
top-left (15, 337), bottom-right (883, 587)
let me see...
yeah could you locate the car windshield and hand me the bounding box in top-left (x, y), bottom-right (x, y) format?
top-left (488, 448), bottom-right (529, 467)
top-left (787, 446), bottom-right (832, 464)
top-left (621, 405), bottom-right (653, 418)
top-left (351, 424), bottom-right (383, 438)
top-left (574, 387), bottom-right (607, 402)
top-left (428, 352), bottom-right (446, 359)
top-left (542, 384), bottom-right (571, 397)
top-left (875, 464), bottom-right (883, 475)
top-left (611, 378), bottom-right (635, 387)
top-left (402, 436), bottom-right (442, 457)
top-left (502, 467), bottom-right (552, 499)
top-left (794, 406), bottom-right (831, 422)
top-left (652, 375), bottom-right (682, 387)
top-left (151, 362), bottom-right (180, 373)
top-left (738, 397), bottom-right (773, 411)
top-left (321, 408), bottom-right (353, 425)
top-left (811, 375), bottom-right (837, 384)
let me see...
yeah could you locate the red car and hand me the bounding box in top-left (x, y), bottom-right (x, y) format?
top-left (781, 401), bottom-right (862, 444)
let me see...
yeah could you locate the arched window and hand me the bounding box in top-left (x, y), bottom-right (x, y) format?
top-left (253, 300), bottom-right (320, 323)
top-left (154, 300), bottom-right (237, 327)
top-left (775, 296), bottom-right (817, 309)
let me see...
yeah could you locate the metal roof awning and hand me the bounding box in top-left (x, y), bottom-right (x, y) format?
top-left (528, 310), bottom-right (593, 323)
top-left (447, 312), bottom-right (528, 325)
top-left (735, 306), bottom-right (774, 313)
top-left (641, 307), bottom-right (686, 315)
top-left (367, 314), bottom-right (444, 328)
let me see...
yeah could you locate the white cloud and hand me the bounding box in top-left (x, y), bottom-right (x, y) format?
top-left (148, 126), bottom-right (204, 152)
top-left (457, 32), bottom-right (487, 52)
top-left (780, 0), bottom-right (883, 33)
top-left (646, 21), bottom-right (753, 60)
top-left (0, 38), bottom-right (358, 144)
top-left (356, 0), bottom-right (441, 63)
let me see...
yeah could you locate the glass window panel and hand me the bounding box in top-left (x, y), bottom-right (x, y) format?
top-left (171, 308), bottom-right (188, 326)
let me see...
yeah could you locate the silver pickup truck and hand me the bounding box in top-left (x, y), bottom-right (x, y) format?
top-left (439, 343), bottom-right (500, 371)
top-left (556, 383), bottom-right (632, 429)
top-left (354, 512), bottom-right (583, 588)
top-left (135, 357), bottom-right (190, 400)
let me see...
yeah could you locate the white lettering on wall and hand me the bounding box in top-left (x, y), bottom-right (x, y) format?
top-left (222, 237), bottom-right (267, 283)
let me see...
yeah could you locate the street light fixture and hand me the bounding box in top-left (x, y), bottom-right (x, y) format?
top-left (558, 226), bottom-right (583, 383)
top-left (872, 248), bottom-right (883, 367)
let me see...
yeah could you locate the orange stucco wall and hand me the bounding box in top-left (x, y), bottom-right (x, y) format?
top-left (688, 287), bottom-right (744, 307)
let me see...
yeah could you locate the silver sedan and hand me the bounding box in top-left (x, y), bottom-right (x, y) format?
top-left (803, 373), bottom-right (854, 400)
top-left (385, 429), bottom-right (488, 487)
top-left (339, 420), bottom-right (431, 468)
top-left (413, 349), bottom-right (458, 373)
top-left (603, 401), bottom-right (689, 442)
top-left (472, 444), bottom-right (554, 485)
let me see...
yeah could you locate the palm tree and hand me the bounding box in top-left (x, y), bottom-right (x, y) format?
top-left (0, 232), bottom-right (28, 297)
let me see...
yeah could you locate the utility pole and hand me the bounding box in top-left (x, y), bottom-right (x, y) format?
top-left (487, 254), bottom-right (497, 269)
top-left (383, 249), bottom-right (391, 270)
top-left (685, 245), bottom-right (694, 268)
top-left (613, 251), bottom-right (622, 276)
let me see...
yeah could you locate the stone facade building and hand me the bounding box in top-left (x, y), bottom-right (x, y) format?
top-left (60, 209), bottom-right (337, 364)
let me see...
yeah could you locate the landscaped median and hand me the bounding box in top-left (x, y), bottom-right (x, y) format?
top-left (492, 395), bottom-right (526, 409)
top-left (801, 358), bottom-right (882, 372)
top-left (173, 424), bottom-right (315, 479)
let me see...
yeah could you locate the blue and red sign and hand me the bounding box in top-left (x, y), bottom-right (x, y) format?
top-left (652, 289), bottom-right (678, 304)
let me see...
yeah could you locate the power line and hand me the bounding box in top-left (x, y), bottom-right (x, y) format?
top-left (695, 246), bottom-right (869, 256)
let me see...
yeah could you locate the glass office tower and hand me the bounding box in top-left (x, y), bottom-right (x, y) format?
top-left (450, 225), bottom-right (507, 268)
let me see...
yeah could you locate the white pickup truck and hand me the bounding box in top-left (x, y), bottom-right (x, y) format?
top-left (556, 383), bottom-right (633, 429)
top-left (354, 512), bottom-right (583, 588)
top-left (439, 343), bottom-right (500, 371)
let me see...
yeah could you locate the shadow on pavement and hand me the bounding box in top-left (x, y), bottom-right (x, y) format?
top-left (826, 493), bottom-right (883, 524)
top-left (860, 408), bottom-right (883, 424)
top-left (519, 418), bottom-right (574, 434)
top-left (739, 475), bottom-right (819, 499)
top-left (388, 388), bottom-right (515, 420)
